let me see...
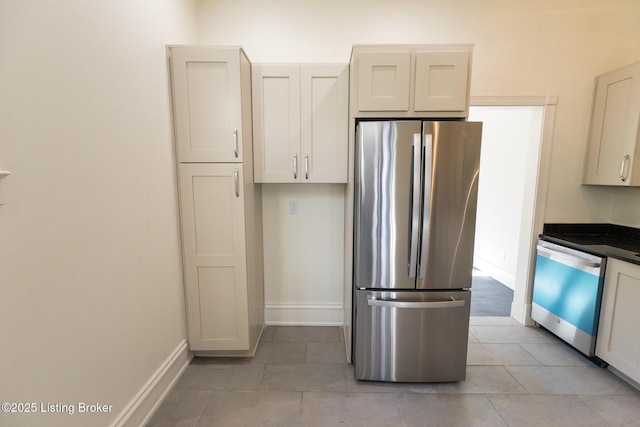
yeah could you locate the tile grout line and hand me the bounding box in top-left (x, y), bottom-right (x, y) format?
top-left (194, 389), bottom-right (214, 427)
top-left (483, 393), bottom-right (511, 427)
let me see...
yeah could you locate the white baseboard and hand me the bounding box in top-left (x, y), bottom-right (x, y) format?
top-left (512, 302), bottom-right (535, 326)
top-left (473, 257), bottom-right (515, 290)
top-left (265, 304), bottom-right (344, 326)
top-left (607, 365), bottom-right (640, 392)
top-left (111, 340), bottom-right (192, 427)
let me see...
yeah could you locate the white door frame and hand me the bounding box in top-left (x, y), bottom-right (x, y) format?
top-left (470, 96), bottom-right (556, 325)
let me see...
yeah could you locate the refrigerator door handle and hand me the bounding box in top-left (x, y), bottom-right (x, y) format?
top-left (408, 133), bottom-right (422, 277)
top-left (367, 295), bottom-right (465, 309)
top-left (418, 133), bottom-right (433, 278)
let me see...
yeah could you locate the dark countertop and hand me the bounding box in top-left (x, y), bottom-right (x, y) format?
top-left (540, 223), bottom-right (640, 266)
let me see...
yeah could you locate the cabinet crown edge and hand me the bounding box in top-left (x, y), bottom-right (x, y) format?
top-left (593, 60), bottom-right (640, 78)
top-left (350, 43), bottom-right (474, 55)
top-left (166, 45), bottom-right (251, 61)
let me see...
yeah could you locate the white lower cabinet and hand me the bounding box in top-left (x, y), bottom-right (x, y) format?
top-left (178, 163), bottom-right (263, 353)
top-left (596, 258), bottom-right (640, 384)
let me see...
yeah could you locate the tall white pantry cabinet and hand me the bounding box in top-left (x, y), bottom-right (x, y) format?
top-left (168, 46), bottom-right (264, 355)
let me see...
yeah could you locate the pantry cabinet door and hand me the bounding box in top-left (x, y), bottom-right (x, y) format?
top-left (179, 164), bottom-right (249, 351)
top-left (171, 47), bottom-right (243, 163)
top-left (252, 64), bottom-right (301, 183)
top-left (414, 51), bottom-right (469, 112)
top-left (300, 64), bottom-right (349, 183)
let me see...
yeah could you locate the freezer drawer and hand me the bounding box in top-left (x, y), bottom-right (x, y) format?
top-left (354, 290), bottom-right (471, 382)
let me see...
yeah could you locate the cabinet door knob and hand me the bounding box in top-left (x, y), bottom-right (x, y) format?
top-left (233, 128), bottom-right (239, 158)
top-left (620, 154), bottom-right (630, 182)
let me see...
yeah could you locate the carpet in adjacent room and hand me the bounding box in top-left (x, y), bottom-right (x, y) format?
top-left (470, 275), bottom-right (514, 316)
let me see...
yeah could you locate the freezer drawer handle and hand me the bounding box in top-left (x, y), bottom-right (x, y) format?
top-left (367, 296), bottom-right (465, 309)
top-left (536, 245), bottom-right (600, 268)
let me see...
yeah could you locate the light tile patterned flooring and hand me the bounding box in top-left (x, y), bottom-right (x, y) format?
top-left (147, 318), bottom-right (640, 426)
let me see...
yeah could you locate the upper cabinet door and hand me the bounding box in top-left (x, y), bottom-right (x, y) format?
top-left (414, 51), bottom-right (469, 112)
top-left (170, 47), bottom-right (244, 163)
top-left (357, 52), bottom-right (411, 111)
top-left (252, 64), bottom-right (301, 183)
top-left (300, 65), bottom-right (349, 183)
top-left (584, 62), bottom-right (640, 186)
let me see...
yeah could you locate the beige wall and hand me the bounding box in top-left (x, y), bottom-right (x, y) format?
top-left (197, 0), bottom-right (640, 315)
top-left (196, 0), bottom-right (640, 222)
top-left (0, 1), bottom-right (197, 426)
top-left (261, 184), bottom-right (345, 324)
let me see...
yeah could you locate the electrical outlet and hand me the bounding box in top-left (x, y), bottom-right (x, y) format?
top-left (288, 200), bottom-right (299, 215)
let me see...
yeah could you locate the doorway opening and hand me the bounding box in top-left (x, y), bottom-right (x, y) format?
top-left (468, 100), bottom-right (554, 321)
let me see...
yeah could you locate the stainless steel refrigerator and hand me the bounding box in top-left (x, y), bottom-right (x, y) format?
top-left (353, 120), bottom-right (482, 382)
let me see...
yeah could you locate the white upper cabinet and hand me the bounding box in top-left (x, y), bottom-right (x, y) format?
top-left (252, 64), bottom-right (348, 183)
top-left (583, 62), bottom-right (640, 186)
top-left (351, 45), bottom-right (472, 118)
top-left (170, 47), bottom-right (250, 163)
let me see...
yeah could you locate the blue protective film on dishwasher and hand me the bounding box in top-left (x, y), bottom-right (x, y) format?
top-left (532, 255), bottom-right (601, 335)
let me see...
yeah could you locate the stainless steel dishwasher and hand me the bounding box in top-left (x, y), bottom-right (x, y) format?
top-left (531, 239), bottom-right (606, 356)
